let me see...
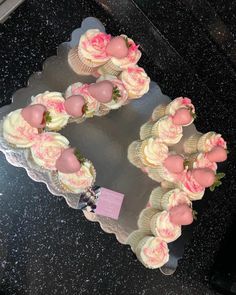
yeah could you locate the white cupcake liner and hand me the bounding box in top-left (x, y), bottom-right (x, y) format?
top-left (137, 207), bottom-right (159, 229)
top-left (139, 121), bottom-right (154, 140)
top-left (151, 104), bottom-right (167, 121)
top-left (126, 229), bottom-right (152, 252)
top-left (183, 133), bottom-right (202, 154)
top-left (98, 60), bottom-right (122, 76)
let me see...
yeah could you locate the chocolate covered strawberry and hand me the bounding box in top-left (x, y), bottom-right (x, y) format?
top-left (163, 154), bottom-right (185, 174)
top-left (106, 36), bottom-right (129, 59)
top-left (56, 148), bottom-right (85, 174)
top-left (21, 104), bottom-right (51, 128)
top-left (64, 95), bottom-right (85, 118)
top-left (88, 80), bottom-right (121, 103)
top-left (169, 204), bottom-right (194, 225)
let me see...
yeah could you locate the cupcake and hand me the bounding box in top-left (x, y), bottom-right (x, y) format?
top-left (191, 152), bottom-right (217, 171)
top-left (146, 167), bottom-right (164, 183)
top-left (3, 108), bottom-right (39, 148)
top-left (31, 91), bottom-right (69, 131)
top-left (152, 154), bottom-right (186, 183)
top-left (149, 210), bottom-right (182, 243)
top-left (151, 116), bottom-right (183, 146)
top-left (98, 35), bottom-right (141, 76)
top-left (177, 170), bottom-right (205, 200)
top-left (56, 148), bottom-right (96, 194)
top-left (96, 75), bottom-right (128, 109)
top-left (149, 187), bottom-right (191, 211)
top-left (30, 132), bottom-right (69, 170)
top-left (184, 132), bottom-right (227, 155)
top-left (126, 229), bottom-right (152, 252)
top-left (152, 97), bottom-right (196, 123)
top-left (65, 83), bottom-right (100, 117)
top-left (120, 66), bottom-right (150, 99)
top-left (135, 236), bottom-right (169, 269)
top-left (68, 29), bottom-right (111, 75)
top-left (127, 138), bottom-right (169, 169)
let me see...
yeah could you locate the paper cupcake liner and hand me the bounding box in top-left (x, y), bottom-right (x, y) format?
top-left (147, 167), bottom-right (164, 183)
top-left (126, 229), bottom-right (152, 252)
top-left (161, 189), bottom-right (192, 210)
top-left (68, 117), bottom-right (86, 124)
top-left (154, 165), bottom-right (176, 183)
top-left (197, 132), bottom-right (215, 152)
top-left (98, 60), bottom-right (122, 76)
top-left (161, 180), bottom-right (177, 190)
top-left (151, 105), bottom-right (167, 121)
top-left (127, 141), bottom-right (145, 169)
top-left (68, 47), bottom-right (98, 75)
top-left (139, 121), bottom-right (154, 140)
top-left (183, 133), bottom-right (202, 154)
top-left (150, 212), bottom-right (161, 236)
top-left (95, 104), bottom-right (111, 117)
top-left (137, 207), bottom-right (158, 229)
top-left (149, 186), bottom-right (165, 210)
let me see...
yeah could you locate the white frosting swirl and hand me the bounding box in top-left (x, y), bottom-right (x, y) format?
top-left (3, 109), bottom-right (38, 148)
top-left (65, 83), bottom-right (100, 117)
top-left (31, 91), bottom-right (69, 131)
top-left (138, 237), bottom-right (169, 269)
top-left (96, 75), bottom-right (128, 109)
top-left (120, 66), bottom-right (150, 99)
top-left (79, 29), bottom-right (111, 64)
top-left (162, 189), bottom-right (191, 210)
top-left (167, 97), bottom-right (195, 115)
top-left (143, 138), bottom-right (169, 165)
top-left (152, 211), bottom-right (181, 243)
top-left (199, 132), bottom-right (227, 152)
top-left (58, 161), bottom-right (95, 193)
top-left (154, 116), bottom-right (183, 145)
top-left (193, 153), bottom-right (217, 171)
top-left (110, 35), bottom-right (141, 68)
top-left (30, 132), bottom-right (69, 170)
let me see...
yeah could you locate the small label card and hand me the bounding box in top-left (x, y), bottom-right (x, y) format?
top-left (95, 187), bottom-right (124, 220)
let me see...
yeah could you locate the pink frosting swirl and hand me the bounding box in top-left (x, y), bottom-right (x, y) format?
top-left (179, 170), bottom-right (204, 193)
top-left (204, 133), bottom-right (227, 152)
top-left (140, 237), bottom-right (169, 268)
top-left (193, 153), bottom-right (217, 171)
top-left (167, 97), bottom-right (195, 115)
top-left (164, 189), bottom-right (191, 210)
top-left (120, 66), bottom-right (150, 99)
top-left (79, 29), bottom-right (111, 62)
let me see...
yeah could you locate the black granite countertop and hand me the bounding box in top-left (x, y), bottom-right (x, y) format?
top-left (0, 1), bottom-right (236, 294)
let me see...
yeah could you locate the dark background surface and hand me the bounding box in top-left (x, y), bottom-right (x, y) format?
top-left (0, 1), bottom-right (236, 294)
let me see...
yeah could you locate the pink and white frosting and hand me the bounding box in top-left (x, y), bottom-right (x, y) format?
top-left (138, 237), bottom-right (169, 269)
top-left (155, 116), bottom-right (183, 145)
top-left (65, 82), bottom-right (100, 117)
top-left (167, 97), bottom-right (195, 116)
top-left (192, 153), bottom-right (217, 171)
top-left (151, 211), bottom-right (181, 243)
top-left (178, 170), bottom-right (205, 200)
top-left (199, 132), bottom-right (227, 152)
top-left (96, 75), bottom-right (128, 109)
top-left (79, 29), bottom-right (111, 64)
top-left (120, 66), bottom-right (150, 99)
top-left (31, 91), bottom-right (69, 130)
top-left (143, 138), bottom-right (169, 166)
top-left (3, 109), bottom-right (39, 148)
top-left (30, 132), bottom-right (69, 170)
top-left (110, 35), bottom-right (141, 69)
top-left (58, 161), bottom-right (95, 193)
top-left (157, 164), bottom-right (185, 183)
top-left (162, 189), bottom-right (191, 210)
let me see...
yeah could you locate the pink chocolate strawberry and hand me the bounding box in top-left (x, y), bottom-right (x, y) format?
top-left (56, 148), bottom-right (85, 174)
top-left (106, 36), bottom-right (129, 59)
top-left (163, 154), bottom-right (185, 174)
top-left (191, 168), bottom-right (215, 188)
top-left (21, 104), bottom-right (51, 128)
top-left (88, 80), bottom-right (114, 103)
top-left (64, 95), bottom-right (85, 118)
top-left (169, 204), bottom-right (193, 225)
top-left (206, 146), bottom-right (227, 163)
top-left (172, 108), bottom-right (193, 126)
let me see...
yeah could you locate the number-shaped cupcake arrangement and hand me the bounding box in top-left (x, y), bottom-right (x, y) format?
top-left (0, 26), bottom-right (228, 270)
top-left (127, 97), bottom-right (227, 269)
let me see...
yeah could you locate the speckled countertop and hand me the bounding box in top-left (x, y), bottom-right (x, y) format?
top-left (0, 1), bottom-right (236, 294)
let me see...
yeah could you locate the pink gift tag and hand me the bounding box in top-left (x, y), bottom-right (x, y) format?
top-left (95, 187), bottom-right (124, 220)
